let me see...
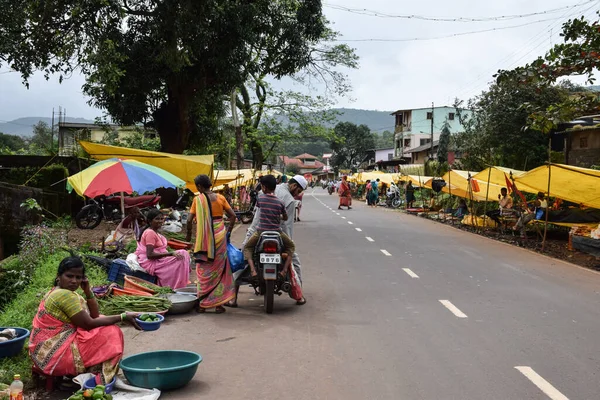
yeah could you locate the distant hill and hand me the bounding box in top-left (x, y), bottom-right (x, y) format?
top-left (2, 108), bottom-right (395, 137)
top-left (330, 108), bottom-right (395, 133)
top-left (0, 117), bottom-right (95, 137)
top-left (587, 85), bottom-right (600, 92)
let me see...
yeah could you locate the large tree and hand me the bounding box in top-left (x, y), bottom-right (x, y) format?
top-left (495, 12), bottom-right (600, 132)
top-left (454, 81), bottom-right (570, 171)
top-left (0, 0), bottom-right (328, 154)
top-left (330, 122), bottom-right (375, 171)
top-left (235, 24), bottom-right (358, 168)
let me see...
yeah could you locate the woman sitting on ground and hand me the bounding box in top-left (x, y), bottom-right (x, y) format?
top-left (135, 209), bottom-right (191, 289)
top-left (30, 256), bottom-right (141, 384)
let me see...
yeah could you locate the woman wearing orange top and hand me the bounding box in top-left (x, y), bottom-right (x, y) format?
top-left (186, 175), bottom-right (237, 314)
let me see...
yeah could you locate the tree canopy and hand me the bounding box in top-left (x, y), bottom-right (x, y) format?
top-left (330, 122), bottom-right (375, 171)
top-left (0, 0), bottom-right (329, 153)
top-left (454, 81), bottom-right (571, 171)
top-left (495, 12), bottom-right (600, 133)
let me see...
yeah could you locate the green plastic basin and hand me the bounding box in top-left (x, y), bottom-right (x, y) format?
top-left (120, 350), bottom-right (202, 390)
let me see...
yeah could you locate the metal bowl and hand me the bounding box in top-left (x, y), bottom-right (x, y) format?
top-left (167, 294), bottom-right (197, 315)
top-left (175, 287), bottom-right (196, 296)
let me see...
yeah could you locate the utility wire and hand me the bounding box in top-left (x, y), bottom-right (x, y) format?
top-left (325, 0), bottom-right (596, 22)
top-left (451, 1), bottom-right (598, 100)
top-left (334, 17), bottom-right (562, 42)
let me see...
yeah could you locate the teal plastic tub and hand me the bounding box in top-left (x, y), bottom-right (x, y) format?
top-left (120, 351), bottom-right (202, 390)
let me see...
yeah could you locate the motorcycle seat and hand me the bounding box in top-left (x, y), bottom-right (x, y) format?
top-left (122, 195), bottom-right (159, 206)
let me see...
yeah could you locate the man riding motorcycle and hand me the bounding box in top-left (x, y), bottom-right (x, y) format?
top-left (227, 175), bottom-right (308, 307)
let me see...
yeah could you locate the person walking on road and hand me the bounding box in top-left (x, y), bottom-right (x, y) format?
top-left (187, 174), bottom-right (237, 314)
top-left (338, 175), bottom-right (352, 210)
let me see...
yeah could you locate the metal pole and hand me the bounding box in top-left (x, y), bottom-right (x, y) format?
top-left (430, 102), bottom-right (434, 159)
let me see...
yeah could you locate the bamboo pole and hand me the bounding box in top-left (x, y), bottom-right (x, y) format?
top-left (542, 138), bottom-right (552, 251)
top-left (482, 167), bottom-right (492, 230)
top-left (448, 168), bottom-right (453, 225)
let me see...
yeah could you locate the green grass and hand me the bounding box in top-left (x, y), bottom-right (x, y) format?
top-left (0, 252), bottom-right (108, 385)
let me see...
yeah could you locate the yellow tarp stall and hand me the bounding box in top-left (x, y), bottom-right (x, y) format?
top-left (472, 166), bottom-right (539, 195)
top-left (398, 175), bottom-right (432, 187)
top-left (212, 170), bottom-right (246, 187)
top-left (213, 169), bottom-right (283, 190)
top-left (79, 141), bottom-right (213, 192)
top-left (514, 164), bottom-right (600, 209)
top-left (431, 170), bottom-right (494, 201)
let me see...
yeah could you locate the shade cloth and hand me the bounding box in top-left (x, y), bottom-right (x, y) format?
top-left (515, 164), bottom-right (600, 209)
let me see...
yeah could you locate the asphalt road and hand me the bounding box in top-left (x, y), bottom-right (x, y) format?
top-left (124, 189), bottom-right (600, 400)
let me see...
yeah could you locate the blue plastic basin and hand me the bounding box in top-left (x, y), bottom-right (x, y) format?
top-left (120, 351), bottom-right (202, 390)
top-left (0, 327), bottom-right (30, 359)
top-left (83, 376), bottom-right (116, 394)
top-left (135, 314), bottom-right (164, 331)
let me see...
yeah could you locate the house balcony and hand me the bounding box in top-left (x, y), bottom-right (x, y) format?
top-left (394, 124), bottom-right (411, 134)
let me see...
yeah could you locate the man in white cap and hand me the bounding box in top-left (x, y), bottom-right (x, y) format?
top-left (228, 174), bottom-right (308, 307)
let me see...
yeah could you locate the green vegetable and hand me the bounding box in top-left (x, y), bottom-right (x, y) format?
top-left (136, 280), bottom-right (175, 295)
top-left (93, 392), bottom-right (104, 399)
top-left (98, 295), bottom-right (172, 315)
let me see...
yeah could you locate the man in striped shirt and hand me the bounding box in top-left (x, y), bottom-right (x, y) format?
top-left (243, 175), bottom-right (296, 279)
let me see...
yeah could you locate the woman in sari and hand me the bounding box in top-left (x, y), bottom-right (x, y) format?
top-left (135, 209), bottom-right (191, 289)
top-left (186, 174), bottom-right (237, 313)
top-left (30, 257), bottom-right (141, 384)
top-left (338, 176), bottom-right (352, 210)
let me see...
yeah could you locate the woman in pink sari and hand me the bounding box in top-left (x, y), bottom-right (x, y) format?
top-left (30, 257), bottom-right (141, 384)
top-left (135, 209), bottom-right (191, 289)
top-left (186, 174), bottom-right (237, 313)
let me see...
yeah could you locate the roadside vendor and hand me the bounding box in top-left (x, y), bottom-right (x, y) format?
top-left (513, 192), bottom-right (548, 237)
top-left (486, 187), bottom-right (513, 226)
top-left (30, 256), bottom-right (141, 384)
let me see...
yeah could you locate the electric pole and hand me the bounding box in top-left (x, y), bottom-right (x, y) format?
top-left (430, 102), bottom-right (434, 160)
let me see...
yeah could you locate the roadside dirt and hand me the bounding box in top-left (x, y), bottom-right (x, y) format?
top-left (422, 215), bottom-right (600, 272)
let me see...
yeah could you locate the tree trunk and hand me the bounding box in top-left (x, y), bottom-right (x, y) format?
top-left (153, 83), bottom-right (193, 154)
top-left (251, 140), bottom-right (264, 170)
top-left (235, 126), bottom-right (244, 168)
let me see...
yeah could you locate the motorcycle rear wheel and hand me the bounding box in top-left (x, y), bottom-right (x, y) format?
top-left (392, 198), bottom-right (402, 208)
top-left (265, 280), bottom-right (275, 314)
top-left (75, 204), bottom-right (103, 229)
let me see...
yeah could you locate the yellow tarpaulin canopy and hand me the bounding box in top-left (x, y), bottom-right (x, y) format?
top-left (398, 174), bottom-right (432, 187)
top-left (472, 166), bottom-right (539, 195)
top-left (428, 170), bottom-right (495, 201)
top-left (213, 169), bottom-right (283, 190)
top-left (80, 141), bottom-right (213, 191)
top-left (514, 164), bottom-right (600, 209)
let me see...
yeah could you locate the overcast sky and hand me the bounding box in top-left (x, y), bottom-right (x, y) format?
top-left (0, 0), bottom-right (595, 123)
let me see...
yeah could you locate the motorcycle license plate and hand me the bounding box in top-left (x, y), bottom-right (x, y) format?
top-left (260, 253), bottom-right (281, 264)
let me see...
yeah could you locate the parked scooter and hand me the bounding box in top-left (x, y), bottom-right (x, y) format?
top-left (75, 195), bottom-right (160, 229)
top-left (234, 231), bottom-right (291, 314)
top-left (385, 183), bottom-right (403, 209)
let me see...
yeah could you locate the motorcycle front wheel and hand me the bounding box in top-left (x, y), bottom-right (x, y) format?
top-left (75, 204), bottom-right (103, 229)
top-left (392, 198), bottom-right (402, 208)
top-left (265, 280), bottom-right (275, 314)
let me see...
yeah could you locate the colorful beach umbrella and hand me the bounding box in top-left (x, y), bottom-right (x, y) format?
top-left (67, 158), bottom-right (186, 198)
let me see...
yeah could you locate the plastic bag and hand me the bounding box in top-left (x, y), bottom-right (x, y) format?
top-left (227, 234), bottom-right (245, 273)
top-left (289, 265), bottom-right (304, 301)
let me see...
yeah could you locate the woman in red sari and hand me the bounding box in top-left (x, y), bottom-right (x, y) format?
top-left (30, 257), bottom-right (141, 384)
top-left (187, 174), bottom-right (237, 313)
top-left (338, 176), bottom-right (352, 210)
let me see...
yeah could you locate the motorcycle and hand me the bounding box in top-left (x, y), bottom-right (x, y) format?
top-left (234, 231), bottom-right (291, 314)
top-left (75, 194), bottom-right (161, 229)
top-left (385, 183), bottom-right (403, 209)
top-left (327, 185), bottom-right (334, 195)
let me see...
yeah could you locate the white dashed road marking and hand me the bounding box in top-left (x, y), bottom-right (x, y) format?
top-left (348, 221), bottom-right (354, 225)
top-left (439, 300), bottom-right (468, 318)
top-left (515, 367), bottom-right (569, 400)
top-left (403, 268), bottom-right (419, 278)
top-left (380, 249), bottom-right (392, 256)
top-left (355, 228), bottom-right (362, 232)
top-left (366, 237), bottom-right (374, 242)
top-left (341, 216), bottom-right (346, 219)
